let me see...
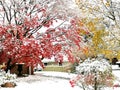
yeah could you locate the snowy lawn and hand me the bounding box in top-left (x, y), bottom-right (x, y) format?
top-left (0, 69), bottom-right (120, 90)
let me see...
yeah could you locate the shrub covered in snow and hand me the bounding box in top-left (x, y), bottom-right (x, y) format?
top-left (70, 55), bottom-right (114, 90)
top-left (0, 70), bottom-right (16, 86)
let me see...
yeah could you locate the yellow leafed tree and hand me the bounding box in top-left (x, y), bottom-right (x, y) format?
top-left (81, 17), bottom-right (114, 59)
top-left (75, 0), bottom-right (120, 60)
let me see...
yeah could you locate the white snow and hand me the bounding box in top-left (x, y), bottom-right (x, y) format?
top-left (0, 71), bottom-right (79, 90)
top-left (0, 68), bottom-right (120, 90)
top-left (37, 71), bottom-right (76, 79)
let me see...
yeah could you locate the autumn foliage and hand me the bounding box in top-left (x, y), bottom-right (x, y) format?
top-left (0, 0), bottom-right (86, 72)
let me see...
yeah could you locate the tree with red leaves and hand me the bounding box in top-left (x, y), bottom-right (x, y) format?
top-left (0, 0), bottom-right (87, 73)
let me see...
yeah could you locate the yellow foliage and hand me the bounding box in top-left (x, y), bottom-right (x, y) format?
top-left (77, 28), bottom-right (87, 35)
top-left (81, 18), bottom-right (109, 57)
top-left (101, 49), bottom-right (113, 59)
top-left (77, 20), bottom-right (88, 35)
top-left (78, 20), bottom-right (84, 26)
top-left (116, 51), bottom-right (120, 60)
top-left (82, 17), bottom-right (103, 32)
top-left (87, 21), bottom-right (96, 32)
top-left (92, 30), bottom-right (104, 47)
top-left (82, 46), bottom-right (89, 56)
top-left (74, 0), bottom-right (117, 60)
top-left (88, 47), bottom-right (97, 57)
top-left (103, 0), bottom-right (111, 7)
top-left (75, 0), bottom-right (80, 4)
top-left (106, 2), bottom-right (110, 7)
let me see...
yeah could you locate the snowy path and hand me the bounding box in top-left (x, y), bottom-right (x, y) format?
top-left (0, 71), bottom-right (80, 90)
top-left (0, 70), bottom-right (120, 90)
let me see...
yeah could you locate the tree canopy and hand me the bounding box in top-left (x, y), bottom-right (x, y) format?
top-left (0, 0), bottom-right (87, 72)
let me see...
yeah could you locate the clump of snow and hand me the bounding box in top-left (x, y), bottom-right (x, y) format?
top-left (73, 55), bottom-right (114, 90)
top-left (0, 70), bottom-right (16, 85)
top-left (112, 65), bottom-right (120, 70)
top-left (76, 57), bottom-right (112, 74)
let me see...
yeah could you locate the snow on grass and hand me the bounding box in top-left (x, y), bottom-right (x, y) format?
top-left (0, 68), bottom-right (120, 90)
top-left (0, 71), bottom-right (79, 90)
top-left (36, 71), bottom-right (77, 79)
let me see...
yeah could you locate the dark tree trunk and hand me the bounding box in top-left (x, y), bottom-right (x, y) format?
top-left (5, 58), bottom-right (16, 73)
top-left (5, 58), bottom-right (12, 73)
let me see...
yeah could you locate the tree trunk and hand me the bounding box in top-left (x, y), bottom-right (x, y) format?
top-left (94, 77), bottom-right (97, 90)
top-left (5, 58), bottom-right (16, 73)
top-left (5, 58), bottom-right (12, 73)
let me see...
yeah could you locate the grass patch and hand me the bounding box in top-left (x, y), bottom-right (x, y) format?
top-left (43, 63), bottom-right (75, 73)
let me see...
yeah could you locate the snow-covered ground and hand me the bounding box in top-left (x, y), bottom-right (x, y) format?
top-left (0, 71), bottom-right (80, 90)
top-left (0, 66), bottom-right (120, 90)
